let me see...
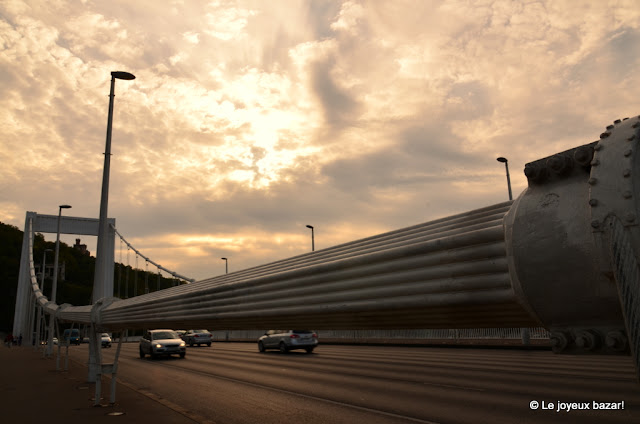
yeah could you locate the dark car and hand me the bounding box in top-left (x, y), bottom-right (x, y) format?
top-left (183, 329), bottom-right (212, 346)
top-left (139, 329), bottom-right (186, 359)
top-left (258, 330), bottom-right (318, 353)
top-left (63, 329), bottom-right (80, 345)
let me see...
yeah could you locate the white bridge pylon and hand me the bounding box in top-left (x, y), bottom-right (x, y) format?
top-left (12, 211), bottom-right (194, 340)
top-left (12, 212), bottom-right (115, 339)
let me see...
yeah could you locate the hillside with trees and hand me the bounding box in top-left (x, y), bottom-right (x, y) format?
top-left (0, 221), bottom-right (185, 332)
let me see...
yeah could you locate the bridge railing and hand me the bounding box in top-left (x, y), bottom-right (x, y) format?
top-left (208, 328), bottom-right (550, 344)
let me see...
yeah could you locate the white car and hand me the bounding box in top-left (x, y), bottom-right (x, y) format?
top-left (139, 329), bottom-right (186, 359)
top-left (101, 333), bottom-right (112, 348)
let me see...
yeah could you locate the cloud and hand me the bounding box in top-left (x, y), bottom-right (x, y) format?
top-left (2, 0), bottom-right (640, 281)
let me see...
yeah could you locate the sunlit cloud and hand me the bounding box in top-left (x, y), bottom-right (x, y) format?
top-left (1, 0), bottom-right (640, 281)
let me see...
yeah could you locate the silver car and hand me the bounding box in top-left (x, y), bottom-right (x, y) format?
top-left (139, 329), bottom-right (186, 359)
top-left (258, 330), bottom-right (318, 353)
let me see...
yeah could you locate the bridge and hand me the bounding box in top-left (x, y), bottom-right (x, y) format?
top-left (10, 114), bottom-right (640, 412)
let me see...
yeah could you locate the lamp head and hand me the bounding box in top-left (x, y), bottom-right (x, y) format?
top-left (111, 71), bottom-right (136, 80)
top-left (496, 157), bottom-right (508, 163)
top-left (59, 204), bottom-right (72, 209)
top-left (306, 225), bottom-right (314, 229)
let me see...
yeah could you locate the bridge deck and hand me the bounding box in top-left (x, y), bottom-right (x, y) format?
top-left (3, 343), bottom-right (638, 423)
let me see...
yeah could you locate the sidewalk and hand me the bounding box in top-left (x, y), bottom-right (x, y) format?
top-left (0, 345), bottom-right (198, 423)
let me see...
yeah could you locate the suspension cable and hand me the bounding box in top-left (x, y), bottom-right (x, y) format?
top-left (110, 224), bottom-right (195, 283)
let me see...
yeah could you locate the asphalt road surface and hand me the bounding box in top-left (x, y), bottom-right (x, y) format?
top-left (65, 342), bottom-right (639, 424)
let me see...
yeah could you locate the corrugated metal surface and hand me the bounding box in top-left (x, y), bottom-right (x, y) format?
top-left (88, 201), bottom-right (536, 330)
top-left (24, 201), bottom-right (539, 331)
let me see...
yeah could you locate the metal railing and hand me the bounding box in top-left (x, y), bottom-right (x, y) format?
top-left (209, 328), bottom-right (550, 343)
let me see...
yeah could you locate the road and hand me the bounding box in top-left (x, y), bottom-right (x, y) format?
top-left (65, 342), bottom-right (639, 424)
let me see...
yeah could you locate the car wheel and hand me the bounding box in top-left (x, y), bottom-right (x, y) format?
top-left (150, 349), bottom-right (156, 360)
top-left (180, 352), bottom-right (186, 358)
top-left (305, 347), bottom-right (314, 354)
top-left (139, 347), bottom-right (145, 359)
top-left (207, 342), bottom-right (211, 347)
top-left (258, 341), bottom-right (265, 352)
top-left (189, 340), bottom-right (194, 347)
top-left (279, 342), bottom-right (289, 353)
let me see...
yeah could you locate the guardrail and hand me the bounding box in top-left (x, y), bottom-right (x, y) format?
top-left (209, 328), bottom-right (550, 346)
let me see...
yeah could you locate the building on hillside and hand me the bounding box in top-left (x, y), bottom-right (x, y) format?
top-left (74, 238), bottom-right (90, 256)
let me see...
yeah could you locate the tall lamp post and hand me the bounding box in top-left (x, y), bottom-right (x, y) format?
top-left (40, 249), bottom-right (53, 295)
top-left (306, 225), bottom-right (315, 252)
top-left (90, 71), bottom-right (135, 382)
top-left (94, 71), bottom-right (135, 304)
top-left (496, 157), bottom-right (513, 201)
top-left (221, 257), bottom-right (228, 274)
top-left (35, 249), bottom-right (52, 348)
top-left (497, 158), bottom-right (528, 345)
top-left (47, 205), bottom-right (71, 356)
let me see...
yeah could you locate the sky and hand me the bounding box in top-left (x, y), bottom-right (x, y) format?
top-left (2, 0), bottom-right (640, 282)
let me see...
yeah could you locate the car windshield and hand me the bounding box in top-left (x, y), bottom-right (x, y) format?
top-left (101, 333), bottom-right (109, 337)
top-left (292, 330), bottom-right (313, 334)
top-left (152, 331), bottom-right (178, 340)
top-left (194, 330), bottom-right (209, 333)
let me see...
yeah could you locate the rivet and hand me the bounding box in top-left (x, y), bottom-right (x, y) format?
top-left (624, 149), bottom-right (632, 157)
top-left (614, 119), bottom-right (621, 124)
top-left (547, 155), bottom-right (573, 174)
top-left (588, 177), bottom-right (598, 185)
top-left (524, 164), bottom-right (549, 183)
top-left (589, 199), bottom-right (598, 206)
top-left (626, 213), bottom-right (635, 223)
top-left (623, 169), bottom-right (632, 177)
top-left (591, 220), bottom-right (601, 228)
top-left (600, 132), bottom-right (610, 139)
top-left (591, 159), bottom-right (600, 166)
top-left (623, 191), bottom-right (633, 199)
top-left (594, 144), bottom-right (603, 151)
top-left (624, 117), bottom-right (629, 121)
top-left (607, 125), bottom-right (615, 130)
top-left (628, 135), bottom-right (635, 141)
top-left (574, 146), bottom-right (594, 166)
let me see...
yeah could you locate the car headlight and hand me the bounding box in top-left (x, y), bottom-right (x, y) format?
top-left (155, 344), bottom-right (162, 349)
top-left (180, 342), bottom-right (186, 347)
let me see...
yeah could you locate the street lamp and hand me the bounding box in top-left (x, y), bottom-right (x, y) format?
top-left (47, 204), bottom-right (71, 356)
top-left (494, 163), bottom-right (527, 345)
top-left (89, 71), bottom-right (135, 381)
top-left (40, 249), bottom-right (53, 295)
top-left (221, 258), bottom-right (228, 274)
top-left (496, 157), bottom-right (513, 201)
top-left (94, 70), bottom-right (136, 304)
top-left (306, 225), bottom-right (315, 252)
top-left (34, 248), bottom-right (52, 348)
top-left (51, 205), bottom-right (71, 304)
